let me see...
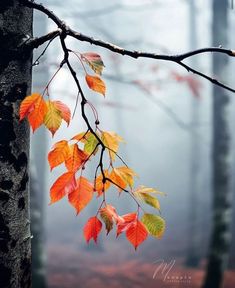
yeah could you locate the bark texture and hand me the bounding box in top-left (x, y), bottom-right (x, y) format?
top-left (203, 1), bottom-right (232, 287)
top-left (0, 1), bottom-right (33, 287)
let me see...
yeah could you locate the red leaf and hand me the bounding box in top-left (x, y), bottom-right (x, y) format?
top-left (116, 212), bottom-right (137, 237)
top-left (50, 172), bottom-right (76, 204)
top-left (126, 219), bottom-right (148, 250)
top-left (68, 176), bottom-right (93, 214)
top-left (83, 216), bottom-right (102, 243)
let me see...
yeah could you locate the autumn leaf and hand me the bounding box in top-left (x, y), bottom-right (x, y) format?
top-left (44, 100), bottom-right (62, 136)
top-left (134, 185), bottom-right (166, 196)
top-left (71, 131), bottom-right (89, 142)
top-left (81, 52), bottom-right (105, 75)
top-left (84, 132), bottom-right (100, 155)
top-left (83, 216), bottom-right (102, 243)
top-left (133, 188), bottom-right (160, 211)
top-left (126, 219), bottom-right (148, 250)
top-left (85, 74), bottom-right (106, 96)
top-left (100, 204), bottom-right (120, 235)
top-left (72, 131), bottom-right (100, 155)
top-left (68, 176), bottom-right (93, 214)
top-left (48, 140), bottom-right (70, 171)
top-left (116, 212), bottom-right (137, 237)
top-left (136, 193), bottom-right (160, 210)
top-left (20, 93), bottom-right (41, 120)
top-left (95, 170), bottom-right (111, 196)
top-left (65, 144), bottom-right (88, 172)
top-left (50, 172), bottom-right (76, 204)
top-left (53, 101), bottom-right (71, 126)
top-left (101, 131), bottom-right (124, 161)
top-left (110, 166), bottom-right (137, 192)
top-left (20, 93), bottom-right (47, 132)
top-left (141, 213), bottom-right (165, 239)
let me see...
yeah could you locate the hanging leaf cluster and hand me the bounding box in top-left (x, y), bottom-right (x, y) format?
top-left (19, 51), bottom-right (165, 250)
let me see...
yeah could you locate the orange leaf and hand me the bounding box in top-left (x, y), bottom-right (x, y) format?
top-left (19, 93), bottom-right (41, 120)
top-left (71, 131), bottom-right (89, 142)
top-left (95, 170), bottom-right (111, 196)
top-left (126, 219), bottom-right (148, 250)
top-left (20, 93), bottom-right (47, 132)
top-left (68, 176), bottom-right (93, 214)
top-left (53, 101), bottom-right (71, 126)
top-left (48, 140), bottom-right (70, 171)
top-left (50, 172), bottom-right (76, 204)
top-left (116, 212), bottom-right (137, 237)
top-left (110, 167), bottom-right (136, 192)
top-left (65, 144), bottom-right (88, 172)
top-left (101, 131), bottom-right (124, 161)
top-left (85, 74), bottom-right (106, 96)
top-left (83, 216), bottom-right (102, 243)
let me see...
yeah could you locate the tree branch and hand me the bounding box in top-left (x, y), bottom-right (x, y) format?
top-left (24, 29), bottom-right (62, 50)
top-left (21, 0), bottom-right (235, 94)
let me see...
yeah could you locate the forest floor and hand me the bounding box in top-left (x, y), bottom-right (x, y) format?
top-left (47, 242), bottom-right (235, 288)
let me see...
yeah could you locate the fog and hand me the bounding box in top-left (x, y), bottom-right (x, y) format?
top-left (30, 0), bottom-right (235, 287)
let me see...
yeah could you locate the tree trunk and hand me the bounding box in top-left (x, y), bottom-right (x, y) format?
top-left (30, 10), bottom-right (48, 288)
top-left (0, 1), bottom-right (32, 287)
top-left (203, 1), bottom-right (232, 287)
top-left (185, 0), bottom-right (201, 267)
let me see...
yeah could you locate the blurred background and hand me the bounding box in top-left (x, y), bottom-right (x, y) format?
top-left (30, 0), bottom-right (235, 287)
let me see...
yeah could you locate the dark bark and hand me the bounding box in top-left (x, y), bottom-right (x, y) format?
top-left (203, 1), bottom-right (232, 288)
top-left (0, 1), bottom-right (33, 287)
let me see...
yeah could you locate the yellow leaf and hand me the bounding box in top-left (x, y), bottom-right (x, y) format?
top-left (134, 185), bottom-right (166, 196)
top-left (44, 101), bottom-right (62, 136)
top-left (102, 131), bottom-right (124, 161)
top-left (110, 166), bottom-right (136, 192)
top-left (134, 192), bottom-right (160, 210)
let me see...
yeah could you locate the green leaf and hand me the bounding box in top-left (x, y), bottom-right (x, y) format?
top-left (141, 213), bottom-right (165, 238)
top-left (134, 191), bottom-right (160, 210)
top-left (81, 52), bottom-right (105, 75)
top-left (84, 133), bottom-right (99, 155)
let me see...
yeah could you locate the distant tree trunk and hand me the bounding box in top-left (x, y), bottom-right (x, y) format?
top-left (0, 1), bottom-right (32, 288)
top-left (185, 0), bottom-right (201, 267)
top-left (30, 10), bottom-right (48, 288)
top-left (30, 165), bottom-right (46, 288)
top-left (203, 1), bottom-right (232, 287)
